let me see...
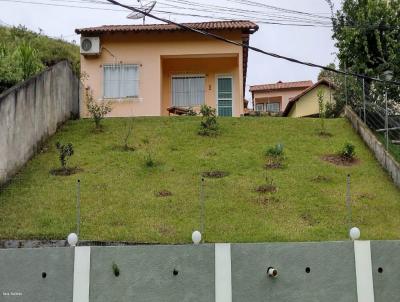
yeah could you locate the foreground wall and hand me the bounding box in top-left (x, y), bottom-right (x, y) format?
top-left (0, 241), bottom-right (398, 302)
top-left (345, 106), bottom-right (400, 188)
top-left (0, 61), bottom-right (80, 185)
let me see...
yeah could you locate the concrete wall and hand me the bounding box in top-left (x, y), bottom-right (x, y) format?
top-left (345, 106), bottom-right (400, 188)
top-left (80, 30), bottom-right (244, 117)
top-left (1, 241), bottom-right (398, 302)
top-left (0, 61), bottom-right (80, 185)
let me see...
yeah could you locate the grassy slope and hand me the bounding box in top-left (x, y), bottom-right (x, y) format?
top-left (0, 117), bottom-right (399, 243)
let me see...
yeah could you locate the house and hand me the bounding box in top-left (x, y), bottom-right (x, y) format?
top-left (75, 21), bottom-right (259, 117)
top-left (249, 80), bottom-right (313, 114)
top-left (283, 79), bottom-right (335, 118)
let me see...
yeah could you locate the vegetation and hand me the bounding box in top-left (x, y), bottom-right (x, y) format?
top-left (55, 142), bottom-right (74, 169)
top-left (339, 142), bottom-right (356, 160)
top-left (198, 105), bottom-right (219, 136)
top-left (0, 117), bottom-right (399, 243)
top-left (266, 143), bottom-right (284, 158)
top-left (85, 89), bottom-right (112, 130)
top-left (0, 25), bottom-right (79, 93)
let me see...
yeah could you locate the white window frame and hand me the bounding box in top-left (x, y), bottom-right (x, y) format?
top-left (171, 74), bottom-right (206, 107)
top-left (266, 102), bottom-right (280, 113)
top-left (255, 103), bottom-right (264, 112)
top-left (103, 64), bottom-right (140, 100)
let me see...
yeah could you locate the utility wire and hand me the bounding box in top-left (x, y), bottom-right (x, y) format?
top-left (102, 0), bottom-right (400, 86)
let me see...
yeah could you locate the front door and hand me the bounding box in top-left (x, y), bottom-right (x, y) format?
top-left (217, 76), bottom-right (233, 117)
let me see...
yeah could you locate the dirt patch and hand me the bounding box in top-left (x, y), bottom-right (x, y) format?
top-left (202, 171), bottom-right (229, 179)
top-left (321, 155), bottom-right (359, 167)
top-left (254, 196), bottom-right (280, 206)
top-left (50, 167), bottom-right (82, 176)
top-left (155, 190), bottom-right (173, 197)
top-left (311, 175), bottom-right (332, 183)
top-left (265, 161), bottom-right (284, 170)
top-left (255, 184), bottom-right (277, 194)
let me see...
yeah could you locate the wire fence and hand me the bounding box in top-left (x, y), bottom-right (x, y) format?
top-left (345, 78), bottom-right (400, 163)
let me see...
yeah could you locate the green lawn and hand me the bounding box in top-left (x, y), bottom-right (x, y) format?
top-left (0, 117), bottom-right (399, 243)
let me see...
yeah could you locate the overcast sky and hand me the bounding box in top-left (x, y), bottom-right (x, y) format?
top-left (0, 0), bottom-right (342, 98)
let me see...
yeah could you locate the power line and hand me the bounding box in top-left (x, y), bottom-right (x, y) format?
top-left (102, 0), bottom-right (400, 86)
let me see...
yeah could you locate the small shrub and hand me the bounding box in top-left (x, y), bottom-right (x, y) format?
top-left (339, 142), bottom-right (356, 160)
top-left (142, 137), bottom-right (156, 167)
top-left (85, 88), bottom-right (112, 130)
top-left (198, 105), bottom-right (219, 136)
top-left (266, 143), bottom-right (284, 158)
top-left (55, 142), bottom-right (74, 169)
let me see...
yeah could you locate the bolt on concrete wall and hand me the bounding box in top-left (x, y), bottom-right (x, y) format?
top-left (0, 61), bottom-right (80, 185)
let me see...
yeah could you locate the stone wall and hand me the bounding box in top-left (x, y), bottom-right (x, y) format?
top-left (0, 241), bottom-right (398, 302)
top-left (0, 61), bottom-right (80, 185)
top-left (345, 106), bottom-right (400, 188)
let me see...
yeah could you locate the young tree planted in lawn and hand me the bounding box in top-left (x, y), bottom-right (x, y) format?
top-left (198, 105), bottom-right (219, 136)
top-left (85, 88), bottom-right (112, 130)
top-left (318, 89), bottom-right (327, 134)
top-left (339, 142), bottom-right (356, 160)
top-left (55, 142), bottom-right (74, 170)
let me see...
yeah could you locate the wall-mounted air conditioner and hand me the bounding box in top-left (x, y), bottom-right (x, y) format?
top-left (80, 37), bottom-right (100, 55)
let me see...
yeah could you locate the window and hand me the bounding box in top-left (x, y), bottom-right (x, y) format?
top-left (172, 75), bottom-right (205, 107)
top-left (255, 103), bottom-right (264, 111)
top-left (266, 102), bottom-right (280, 113)
top-left (103, 64), bottom-right (139, 99)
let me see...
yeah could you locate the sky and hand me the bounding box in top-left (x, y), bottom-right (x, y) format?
top-left (0, 0), bottom-right (342, 99)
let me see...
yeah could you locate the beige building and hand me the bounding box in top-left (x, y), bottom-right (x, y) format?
top-left (283, 79), bottom-right (335, 118)
top-left (75, 21), bottom-right (258, 117)
top-left (249, 80), bottom-right (313, 114)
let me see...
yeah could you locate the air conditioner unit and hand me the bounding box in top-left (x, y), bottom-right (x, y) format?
top-left (80, 37), bottom-right (100, 55)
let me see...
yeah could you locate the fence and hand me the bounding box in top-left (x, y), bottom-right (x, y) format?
top-left (0, 60), bottom-right (80, 185)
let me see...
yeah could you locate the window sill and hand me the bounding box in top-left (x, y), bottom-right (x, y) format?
top-left (101, 97), bottom-right (143, 103)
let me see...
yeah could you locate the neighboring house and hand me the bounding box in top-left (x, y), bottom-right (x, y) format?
top-left (283, 79), bottom-right (335, 118)
top-left (249, 80), bottom-right (313, 114)
top-left (75, 21), bottom-right (258, 117)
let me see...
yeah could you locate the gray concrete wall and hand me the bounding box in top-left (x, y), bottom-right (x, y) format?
top-left (345, 106), bottom-right (400, 188)
top-left (0, 241), bottom-right (397, 302)
top-left (0, 61), bottom-right (80, 185)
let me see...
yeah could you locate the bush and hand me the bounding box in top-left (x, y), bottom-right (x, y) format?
top-left (85, 88), bottom-right (112, 130)
top-left (339, 142), bottom-right (356, 160)
top-left (55, 142), bottom-right (74, 169)
top-left (198, 105), bottom-right (219, 136)
top-left (266, 143), bottom-right (284, 158)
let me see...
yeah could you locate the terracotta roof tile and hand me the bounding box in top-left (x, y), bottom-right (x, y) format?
top-left (76, 20), bottom-right (259, 34)
top-left (249, 80), bottom-right (313, 92)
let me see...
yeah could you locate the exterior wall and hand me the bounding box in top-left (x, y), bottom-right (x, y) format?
top-left (253, 88), bottom-right (306, 112)
top-left (288, 85), bottom-right (334, 118)
top-left (0, 61), bottom-right (80, 185)
top-left (161, 56), bottom-right (241, 116)
top-left (81, 31), bottom-right (244, 117)
top-left (1, 241), bottom-right (399, 302)
top-left (345, 106), bottom-right (400, 188)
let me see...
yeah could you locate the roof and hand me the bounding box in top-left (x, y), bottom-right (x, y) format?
top-left (75, 20), bottom-right (259, 34)
top-left (249, 80), bottom-right (313, 92)
top-left (282, 79), bottom-right (335, 117)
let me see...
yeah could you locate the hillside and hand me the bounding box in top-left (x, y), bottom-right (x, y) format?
top-left (0, 117), bottom-right (399, 243)
top-left (0, 25), bottom-right (80, 93)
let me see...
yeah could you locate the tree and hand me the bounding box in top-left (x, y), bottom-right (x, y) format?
top-left (85, 88), bottom-right (112, 130)
top-left (332, 0), bottom-right (400, 101)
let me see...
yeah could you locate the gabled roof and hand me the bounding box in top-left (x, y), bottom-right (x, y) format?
top-left (282, 79), bottom-right (335, 117)
top-left (249, 80), bottom-right (313, 92)
top-left (76, 20), bottom-right (259, 34)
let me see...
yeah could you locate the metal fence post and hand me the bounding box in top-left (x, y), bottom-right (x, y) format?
top-left (76, 179), bottom-right (81, 236)
top-left (385, 89), bottom-right (389, 150)
top-left (346, 174), bottom-right (352, 232)
top-left (362, 78), bottom-right (366, 123)
top-left (200, 178), bottom-right (205, 242)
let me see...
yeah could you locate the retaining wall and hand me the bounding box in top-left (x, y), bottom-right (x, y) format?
top-left (0, 241), bottom-right (398, 302)
top-left (345, 106), bottom-right (400, 188)
top-left (0, 61), bottom-right (80, 185)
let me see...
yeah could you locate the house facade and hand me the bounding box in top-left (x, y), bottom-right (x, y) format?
top-left (283, 79), bottom-right (335, 117)
top-left (75, 21), bottom-right (258, 117)
top-left (250, 80), bottom-right (313, 114)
